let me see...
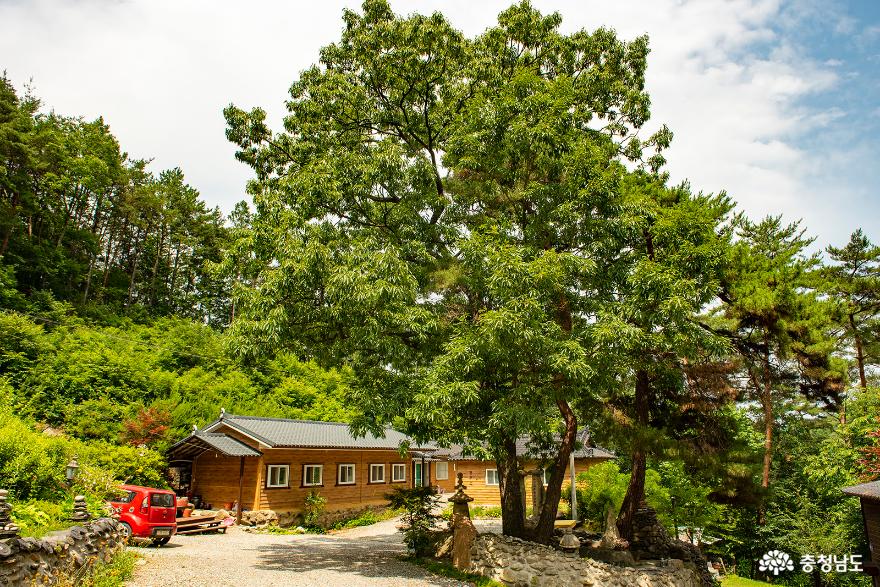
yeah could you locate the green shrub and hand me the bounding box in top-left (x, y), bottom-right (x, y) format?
top-left (0, 410), bottom-right (69, 500)
top-left (76, 441), bottom-right (168, 488)
top-left (386, 486), bottom-right (442, 556)
top-left (10, 499), bottom-right (69, 538)
top-left (303, 490), bottom-right (326, 527)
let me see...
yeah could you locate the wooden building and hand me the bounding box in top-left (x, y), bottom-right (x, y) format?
top-left (432, 439), bottom-right (614, 506)
top-left (167, 412), bottom-right (614, 518)
top-left (167, 412), bottom-right (438, 517)
top-left (842, 481), bottom-right (880, 585)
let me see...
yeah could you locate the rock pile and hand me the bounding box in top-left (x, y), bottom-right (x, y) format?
top-left (0, 517), bottom-right (125, 586)
top-left (470, 533), bottom-right (703, 587)
top-left (0, 491), bottom-right (19, 539)
top-left (630, 504), bottom-right (716, 587)
top-left (70, 495), bottom-right (91, 522)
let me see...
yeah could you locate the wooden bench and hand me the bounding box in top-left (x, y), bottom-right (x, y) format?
top-left (554, 520), bottom-right (577, 530)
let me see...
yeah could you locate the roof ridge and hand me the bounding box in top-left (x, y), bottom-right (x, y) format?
top-left (225, 414), bottom-right (352, 427)
top-left (225, 413), bottom-right (402, 432)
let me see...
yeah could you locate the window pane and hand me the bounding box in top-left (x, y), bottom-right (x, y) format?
top-left (150, 493), bottom-right (174, 507)
top-left (436, 462), bottom-right (448, 480)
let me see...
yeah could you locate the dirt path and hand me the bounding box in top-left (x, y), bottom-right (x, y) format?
top-left (126, 518), bottom-right (462, 587)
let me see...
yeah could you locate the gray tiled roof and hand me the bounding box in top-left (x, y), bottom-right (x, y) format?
top-left (433, 435), bottom-right (615, 461)
top-left (207, 414), bottom-right (433, 451)
top-left (195, 432), bottom-right (262, 457)
top-left (167, 431), bottom-right (262, 460)
top-left (842, 481), bottom-right (880, 501)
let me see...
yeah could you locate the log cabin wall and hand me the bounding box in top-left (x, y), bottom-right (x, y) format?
top-left (434, 458), bottom-right (610, 506)
top-left (259, 448), bottom-right (414, 513)
top-left (191, 450), bottom-right (260, 510)
top-left (863, 498), bottom-right (880, 563)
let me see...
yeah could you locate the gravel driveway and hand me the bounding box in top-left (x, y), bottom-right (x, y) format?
top-left (126, 518), bottom-right (464, 587)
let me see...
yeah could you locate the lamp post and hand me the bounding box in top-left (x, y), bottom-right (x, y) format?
top-left (65, 458), bottom-right (79, 485)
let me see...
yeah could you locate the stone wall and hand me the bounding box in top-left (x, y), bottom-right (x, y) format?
top-left (0, 518), bottom-right (125, 586)
top-left (470, 533), bottom-right (703, 587)
top-left (240, 504), bottom-right (389, 528)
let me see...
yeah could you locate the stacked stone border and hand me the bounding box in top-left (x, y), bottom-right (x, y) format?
top-left (469, 533), bottom-right (703, 587)
top-left (0, 518), bottom-right (126, 586)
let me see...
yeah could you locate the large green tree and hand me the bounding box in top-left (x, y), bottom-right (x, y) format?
top-left (223, 0), bottom-right (688, 542)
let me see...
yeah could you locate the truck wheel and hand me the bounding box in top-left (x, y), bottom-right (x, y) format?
top-left (152, 537), bottom-right (170, 547)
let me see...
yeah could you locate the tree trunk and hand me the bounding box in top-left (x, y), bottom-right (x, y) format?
top-left (498, 436), bottom-right (526, 539)
top-left (530, 398), bottom-right (577, 544)
top-left (1, 193), bottom-right (20, 255)
top-left (617, 369), bottom-right (650, 541)
top-left (761, 358), bottom-right (772, 491)
top-left (850, 313), bottom-right (867, 391)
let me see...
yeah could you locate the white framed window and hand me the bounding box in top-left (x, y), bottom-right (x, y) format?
top-left (267, 464), bottom-right (290, 488)
top-left (338, 463), bottom-right (356, 485)
top-left (303, 464), bottom-right (323, 487)
top-left (435, 462), bottom-right (449, 481)
top-left (486, 468), bottom-right (499, 486)
top-left (392, 463), bottom-right (406, 482)
top-left (369, 463), bottom-right (385, 483)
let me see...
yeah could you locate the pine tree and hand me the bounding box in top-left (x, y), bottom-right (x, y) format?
top-left (822, 229), bottom-right (880, 395)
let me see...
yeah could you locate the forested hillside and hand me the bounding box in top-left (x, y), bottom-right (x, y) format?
top-left (0, 74), bottom-right (354, 536)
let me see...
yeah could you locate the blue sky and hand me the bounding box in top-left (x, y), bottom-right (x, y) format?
top-left (0, 0), bottom-right (878, 251)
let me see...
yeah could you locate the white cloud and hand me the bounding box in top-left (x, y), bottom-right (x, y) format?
top-left (0, 0), bottom-right (868, 248)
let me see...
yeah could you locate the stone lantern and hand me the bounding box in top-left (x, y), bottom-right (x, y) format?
top-left (448, 472), bottom-right (474, 520)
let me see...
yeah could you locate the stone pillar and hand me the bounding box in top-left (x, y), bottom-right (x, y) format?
top-left (448, 473), bottom-right (477, 571)
top-left (70, 495), bottom-right (91, 522)
top-left (530, 471), bottom-right (545, 514)
top-left (0, 490), bottom-right (20, 539)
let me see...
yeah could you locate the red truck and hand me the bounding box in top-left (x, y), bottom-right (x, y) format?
top-left (108, 485), bottom-right (177, 545)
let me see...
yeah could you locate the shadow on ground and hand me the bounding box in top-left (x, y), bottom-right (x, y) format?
top-left (253, 535), bottom-right (453, 584)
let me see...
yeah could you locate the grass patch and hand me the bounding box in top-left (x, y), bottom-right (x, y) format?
top-left (331, 508), bottom-right (399, 530)
top-left (440, 504), bottom-right (502, 520)
top-left (721, 576), bottom-right (773, 587)
top-left (249, 523), bottom-right (323, 535)
top-left (404, 556), bottom-right (505, 587)
top-left (57, 549), bottom-right (139, 587)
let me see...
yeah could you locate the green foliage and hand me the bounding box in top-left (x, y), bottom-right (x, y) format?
top-left (0, 409), bottom-right (69, 500)
top-left (11, 499), bottom-right (68, 537)
top-left (330, 507), bottom-right (399, 530)
top-left (70, 549), bottom-right (138, 587)
top-left (387, 486), bottom-right (442, 556)
top-left (440, 503), bottom-right (502, 520)
top-left (721, 577), bottom-right (772, 587)
top-left (75, 441), bottom-right (167, 489)
top-left (303, 490), bottom-right (327, 528)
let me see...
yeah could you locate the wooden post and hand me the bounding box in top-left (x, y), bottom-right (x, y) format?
top-left (570, 452), bottom-right (578, 522)
top-left (237, 457), bottom-right (244, 525)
